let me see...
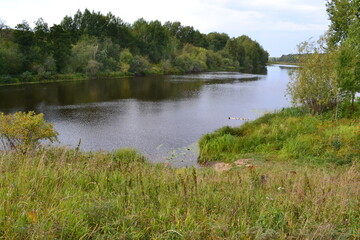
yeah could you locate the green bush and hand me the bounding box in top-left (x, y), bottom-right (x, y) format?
top-left (0, 111), bottom-right (58, 152)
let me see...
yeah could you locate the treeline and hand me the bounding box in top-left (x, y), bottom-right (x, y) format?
top-left (269, 54), bottom-right (301, 64)
top-left (0, 9), bottom-right (269, 84)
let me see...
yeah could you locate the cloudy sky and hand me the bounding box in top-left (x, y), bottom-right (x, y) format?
top-left (0, 0), bottom-right (330, 57)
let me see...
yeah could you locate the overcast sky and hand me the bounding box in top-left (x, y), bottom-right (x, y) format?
top-left (0, 0), bottom-right (330, 57)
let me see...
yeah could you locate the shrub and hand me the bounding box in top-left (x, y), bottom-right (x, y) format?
top-left (0, 111), bottom-right (58, 152)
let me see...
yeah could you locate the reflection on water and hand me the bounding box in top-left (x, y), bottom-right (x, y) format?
top-left (0, 65), bottom-right (291, 166)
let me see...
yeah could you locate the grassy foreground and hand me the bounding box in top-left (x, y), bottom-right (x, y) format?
top-left (0, 146), bottom-right (359, 239)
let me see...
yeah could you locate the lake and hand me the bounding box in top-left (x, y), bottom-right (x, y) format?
top-left (0, 65), bottom-right (293, 166)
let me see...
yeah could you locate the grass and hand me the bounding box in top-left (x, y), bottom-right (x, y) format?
top-left (198, 107), bottom-right (360, 165)
top-left (0, 146), bottom-right (359, 239)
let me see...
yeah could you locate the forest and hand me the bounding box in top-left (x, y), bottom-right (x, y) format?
top-left (0, 10), bottom-right (269, 84)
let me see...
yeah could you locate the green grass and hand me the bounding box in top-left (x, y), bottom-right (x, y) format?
top-left (198, 107), bottom-right (360, 165)
top-left (0, 146), bottom-right (359, 239)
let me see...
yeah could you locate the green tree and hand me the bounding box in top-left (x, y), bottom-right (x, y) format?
top-left (326, 0), bottom-right (360, 47)
top-left (119, 48), bottom-right (133, 73)
top-left (69, 36), bottom-right (99, 73)
top-left (0, 38), bottom-right (24, 76)
top-left (287, 37), bottom-right (340, 114)
top-left (336, 18), bottom-right (360, 111)
top-left (223, 35), bottom-right (268, 72)
top-left (13, 21), bottom-right (36, 72)
top-left (49, 24), bottom-right (72, 72)
top-left (206, 32), bottom-right (229, 52)
top-left (86, 59), bottom-right (102, 77)
top-left (172, 44), bottom-right (208, 73)
top-left (96, 38), bottom-right (121, 72)
top-left (129, 55), bottom-right (150, 76)
top-left (132, 19), bottom-right (172, 63)
top-left (34, 18), bottom-right (50, 56)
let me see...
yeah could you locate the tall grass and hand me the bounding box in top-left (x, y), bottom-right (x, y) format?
top-left (198, 107), bottom-right (360, 165)
top-left (0, 147), bottom-right (359, 239)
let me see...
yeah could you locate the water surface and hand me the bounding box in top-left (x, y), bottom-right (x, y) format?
top-left (0, 65), bottom-right (292, 166)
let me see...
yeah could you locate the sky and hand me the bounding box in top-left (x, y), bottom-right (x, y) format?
top-left (0, 0), bottom-right (330, 57)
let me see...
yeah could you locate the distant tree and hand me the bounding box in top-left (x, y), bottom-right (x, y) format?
top-left (129, 55), bottom-right (151, 76)
top-left (13, 21), bottom-right (36, 71)
top-left (132, 19), bottom-right (172, 63)
top-left (49, 24), bottom-right (72, 72)
top-left (0, 19), bottom-right (9, 30)
top-left (172, 44), bottom-right (208, 73)
top-left (86, 59), bottom-right (102, 77)
top-left (223, 35), bottom-right (268, 72)
top-left (96, 38), bottom-right (121, 72)
top-left (164, 21), bottom-right (207, 48)
top-left (69, 36), bottom-right (98, 73)
top-left (205, 50), bottom-right (224, 69)
top-left (34, 18), bottom-right (50, 59)
top-left (119, 48), bottom-right (134, 73)
top-left (276, 54), bottom-right (301, 63)
top-left (0, 39), bottom-right (24, 75)
top-left (206, 32), bottom-right (229, 52)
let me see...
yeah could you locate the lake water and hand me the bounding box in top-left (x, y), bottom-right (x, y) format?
top-left (0, 65), bottom-right (293, 166)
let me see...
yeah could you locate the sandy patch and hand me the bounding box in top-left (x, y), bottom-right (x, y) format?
top-left (204, 159), bottom-right (253, 172)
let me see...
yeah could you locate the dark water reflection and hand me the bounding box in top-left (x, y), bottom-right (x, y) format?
top-left (0, 65), bottom-right (292, 166)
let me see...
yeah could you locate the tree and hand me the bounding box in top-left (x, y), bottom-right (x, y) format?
top-left (69, 35), bottom-right (98, 73)
top-left (13, 21), bottom-right (36, 71)
top-left (34, 18), bottom-right (50, 60)
top-left (223, 35), bottom-right (268, 72)
top-left (206, 32), bottom-right (229, 52)
top-left (326, 0), bottom-right (360, 113)
top-left (336, 18), bottom-right (360, 111)
top-left (172, 44), bottom-right (208, 73)
top-left (119, 48), bottom-right (133, 73)
top-left (0, 111), bottom-right (58, 152)
top-left (49, 24), bottom-right (72, 72)
top-left (287, 37), bottom-right (340, 114)
top-left (96, 38), bottom-right (121, 72)
top-left (0, 19), bottom-right (9, 30)
top-left (326, 0), bottom-right (360, 47)
top-left (0, 38), bottom-right (24, 76)
top-left (129, 55), bottom-right (150, 76)
top-left (86, 59), bottom-right (102, 77)
top-left (132, 19), bottom-right (172, 63)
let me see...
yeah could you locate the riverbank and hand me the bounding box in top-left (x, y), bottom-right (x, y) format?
top-left (0, 65), bottom-right (255, 87)
top-left (0, 72), bottom-right (134, 87)
top-left (1, 146), bottom-right (359, 239)
top-left (0, 60), bottom-right (265, 87)
top-left (199, 107), bottom-right (360, 165)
